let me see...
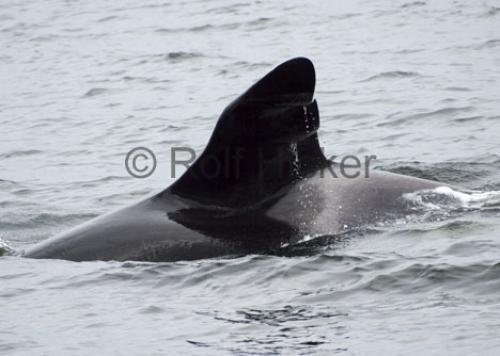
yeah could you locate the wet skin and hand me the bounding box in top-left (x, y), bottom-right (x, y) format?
top-left (25, 58), bottom-right (444, 262)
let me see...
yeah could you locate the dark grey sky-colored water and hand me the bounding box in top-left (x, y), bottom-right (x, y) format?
top-left (1, 0), bottom-right (500, 354)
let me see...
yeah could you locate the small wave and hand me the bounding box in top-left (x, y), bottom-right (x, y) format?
top-left (229, 60), bottom-right (273, 70)
top-left (202, 304), bottom-right (343, 329)
top-left (83, 87), bottom-right (108, 97)
top-left (437, 220), bottom-right (481, 231)
top-left (0, 178), bottom-right (16, 184)
top-left (378, 106), bottom-right (475, 127)
top-left (445, 86), bottom-right (472, 92)
top-left (392, 48), bottom-right (424, 54)
top-left (156, 24), bottom-right (237, 34)
top-left (453, 115), bottom-right (483, 123)
top-left (481, 6), bottom-right (500, 17)
top-left (186, 24), bottom-right (213, 32)
top-left (361, 71), bottom-right (420, 82)
top-left (380, 160), bottom-right (498, 184)
top-left (206, 2), bottom-right (249, 15)
top-left (122, 75), bottom-right (170, 84)
top-left (330, 13), bottom-right (362, 20)
top-left (246, 17), bottom-right (273, 25)
top-left (0, 212), bottom-right (98, 230)
top-left (0, 149), bottom-right (43, 159)
top-left (475, 39), bottom-right (500, 50)
top-left (165, 51), bottom-right (203, 61)
top-left (244, 17), bottom-right (274, 29)
top-left (479, 182), bottom-right (500, 191)
top-left (32, 212), bottom-right (99, 226)
top-left (445, 239), bottom-right (500, 257)
top-left (401, 1), bottom-right (426, 8)
top-left (29, 34), bottom-right (58, 42)
top-left (362, 261), bottom-right (495, 293)
top-left (71, 175), bottom-right (131, 187)
top-left (408, 106), bottom-right (474, 120)
top-left (465, 153), bottom-right (500, 164)
top-left (380, 133), bottom-right (409, 141)
top-left (330, 113), bottom-right (374, 121)
top-left (96, 15), bottom-right (119, 23)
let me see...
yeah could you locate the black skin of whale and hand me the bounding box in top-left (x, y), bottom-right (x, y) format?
top-left (25, 58), bottom-right (444, 262)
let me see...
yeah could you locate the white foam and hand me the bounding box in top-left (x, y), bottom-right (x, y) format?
top-left (403, 186), bottom-right (500, 211)
top-left (0, 238), bottom-right (15, 256)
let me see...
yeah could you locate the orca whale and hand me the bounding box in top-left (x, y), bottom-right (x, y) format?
top-left (25, 57), bottom-right (444, 262)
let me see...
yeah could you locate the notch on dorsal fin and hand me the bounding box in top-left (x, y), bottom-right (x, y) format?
top-left (167, 57), bottom-right (328, 207)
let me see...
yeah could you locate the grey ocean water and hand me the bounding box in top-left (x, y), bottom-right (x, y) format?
top-left (2, 0), bottom-right (500, 354)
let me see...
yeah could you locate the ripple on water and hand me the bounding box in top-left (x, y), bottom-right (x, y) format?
top-left (190, 305), bottom-right (346, 352)
top-left (2, 0), bottom-right (500, 354)
top-left (165, 51), bottom-right (204, 61)
top-left (0, 212), bottom-right (99, 231)
top-left (482, 6), bottom-right (500, 17)
top-left (0, 150), bottom-right (44, 159)
top-left (379, 160), bottom-right (499, 185)
top-left (400, 1), bottom-right (427, 9)
top-left (475, 39), bottom-right (500, 50)
top-left (360, 71), bottom-right (421, 82)
top-left (83, 88), bottom-right (108, 97)
top-left (378, 106), bottom-right (476, 127)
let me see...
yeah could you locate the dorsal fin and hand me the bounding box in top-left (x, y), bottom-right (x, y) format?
top-left (167, 57), bottom-right (328, 208)
top-left (235, 56), bottom-right (315, 106)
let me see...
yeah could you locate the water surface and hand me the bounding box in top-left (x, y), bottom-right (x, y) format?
top-left (1, 0), bottom-right (500, 354)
